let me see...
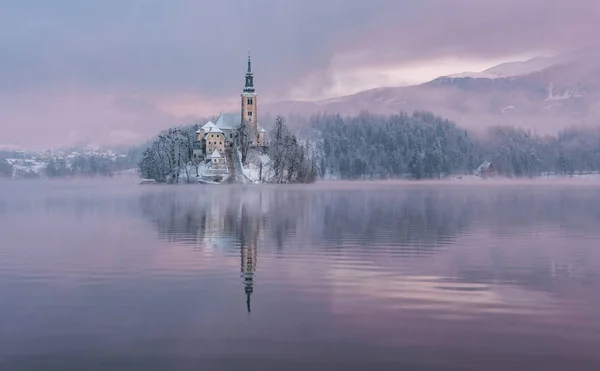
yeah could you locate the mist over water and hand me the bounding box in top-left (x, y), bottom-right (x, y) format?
top-left (1, 179), bottom-right (600, 370)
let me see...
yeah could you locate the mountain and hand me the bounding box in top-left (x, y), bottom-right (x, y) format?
top-left (263, 46), bottom-right (600, 134)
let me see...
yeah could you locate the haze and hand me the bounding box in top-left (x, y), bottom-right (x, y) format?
top-left (1, 0), bottom-right (599, 148)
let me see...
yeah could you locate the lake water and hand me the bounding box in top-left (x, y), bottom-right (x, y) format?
top-left (1, 179), bottom-right (600, 370)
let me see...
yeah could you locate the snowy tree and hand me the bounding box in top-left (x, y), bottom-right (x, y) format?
top-left (267, 116), bottom-right (316, 183)
top-left (138, 124), bottom-right (198, 183)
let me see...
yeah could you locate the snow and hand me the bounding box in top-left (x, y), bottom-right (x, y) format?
top-left (215, 113), bottom-right (242, 130)
top-left (178, 162), bottom-right (214, 183)
top-left (545, 83), bottom-right (581, 101)
top-left (206, 126), bottom-right (224, 134)
top-left (6, 158), bottom-right (47, 178)
top-left (242, 152), bottom-right (272, 183)
top-left (197, 121), bottom-right (216, 133)
top-left (445, 71), bottom-right (501, 79)
top-left (539, 171), bottom-right (600, 180)
top-left (209, 149), bottom-right (222, 159)
top-left (243, 165), bottom-right (260, 183)
top-left (448, 172), bottom-right (600, 181)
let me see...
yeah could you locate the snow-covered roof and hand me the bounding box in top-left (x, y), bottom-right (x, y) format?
top-left (202, 121), bottom-right (216, 129)
top-left (209, 149), bottom-right (223, 159)
top-left (205, 126), bottom-right (224, 134)
top-left (213, 112), bottom-right (264, 132)
top-left (196, 121), bottom-right (216, 133)
top-left (215, 113), bottom-right (242, 130)
top-left (477, 161), bottom-right (492, 172)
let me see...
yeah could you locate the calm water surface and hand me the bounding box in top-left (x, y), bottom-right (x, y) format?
top-left (1, 179), bottom-right (600, 370)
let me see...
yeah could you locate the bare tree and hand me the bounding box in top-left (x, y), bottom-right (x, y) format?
top-left (237, 123), bottom-right (257, 165)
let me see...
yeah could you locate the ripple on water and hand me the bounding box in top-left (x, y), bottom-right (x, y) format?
top-left (1, 182), bottom-right (600, 369)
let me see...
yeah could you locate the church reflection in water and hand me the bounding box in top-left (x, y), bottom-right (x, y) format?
top-left (139, 186), bottom-right (600, 313)
top-left (239, 202), bottom-right (260, 313)
top-left (241, 223), bottom-right (257, 313)
top-left (191, 191), bottom-right (265, 313)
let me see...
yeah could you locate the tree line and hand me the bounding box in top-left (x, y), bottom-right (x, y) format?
top-left (137, 110), bottom-right (600, 182)
top-left (312, 111), bottom-right (476, 179)
top-left (310, 111), bottom-right (600, 179)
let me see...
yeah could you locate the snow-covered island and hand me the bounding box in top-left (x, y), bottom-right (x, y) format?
top-left (138, 55), bottom-right (317, 185)
top-left (138, 115), bottom-right (316, 185)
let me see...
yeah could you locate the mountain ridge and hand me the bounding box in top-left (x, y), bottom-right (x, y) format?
top-left (263, 46), bottom-right (600, 134)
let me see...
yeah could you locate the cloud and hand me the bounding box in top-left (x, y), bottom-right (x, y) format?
top-left (0, 0), bottom-right (598, 146)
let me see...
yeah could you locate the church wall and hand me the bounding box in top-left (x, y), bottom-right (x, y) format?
top-left (206, 132), bottom-right (225, 155)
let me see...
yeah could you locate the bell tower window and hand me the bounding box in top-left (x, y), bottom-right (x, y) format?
top-left (247, 97), bottom-right (253, 105)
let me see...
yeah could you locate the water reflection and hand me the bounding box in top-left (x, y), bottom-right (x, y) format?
top-left (137, 186), bottom-right (600, 250)
top-left (132, 185), bottom-right (600, 313)
top-left (2, 181), bottom-right (600, 370)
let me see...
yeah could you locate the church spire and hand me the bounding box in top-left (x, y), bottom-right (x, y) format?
top-left (244, 52), bottom-right (255, 93)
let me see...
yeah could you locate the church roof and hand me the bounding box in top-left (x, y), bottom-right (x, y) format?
top-left (209, 149), bottom-right (223, 159)
top-left (202, 121), bottom-right (216, 129)
top-left (205, 126), bottom-right (223, 134)
top-left (196, 121), bottom-right (217, 133)
top-left (216, 113), bottom-right (242, 130)
top-left (214, 113), bottom-right (265, 133)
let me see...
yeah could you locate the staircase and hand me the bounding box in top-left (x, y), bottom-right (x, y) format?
top-left (225, 148), bottom-right (248, 184)
top-left (225, 149), bottom-right (236, 183)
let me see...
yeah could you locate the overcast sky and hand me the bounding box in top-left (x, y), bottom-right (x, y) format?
top-left (1, 0), bottom-right (599, 148)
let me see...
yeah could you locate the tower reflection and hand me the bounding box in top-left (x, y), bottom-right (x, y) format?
top-left (239, 202), bottom-right (260, 313)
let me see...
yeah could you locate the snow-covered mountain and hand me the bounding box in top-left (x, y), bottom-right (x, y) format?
top-left (263, 46), bottom-right (600, 134)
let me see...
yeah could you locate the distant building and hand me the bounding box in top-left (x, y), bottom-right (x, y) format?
top-left (193, 55), bottom-right (266, 162)
top-left (476, 160), bottom-right (496, 178)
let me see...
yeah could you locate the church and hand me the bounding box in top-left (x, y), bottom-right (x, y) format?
top-left (193, 55), bottom-right (266, 163)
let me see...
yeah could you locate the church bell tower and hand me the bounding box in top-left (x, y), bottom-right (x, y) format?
top-left (241, 54), bottom-right (258, 133)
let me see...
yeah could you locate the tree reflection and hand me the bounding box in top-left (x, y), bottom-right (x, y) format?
top-left (137, 185), bottom-right (600, 302)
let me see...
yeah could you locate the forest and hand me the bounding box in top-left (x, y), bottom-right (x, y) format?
top-left (311, 111), bottom-right (600, 179)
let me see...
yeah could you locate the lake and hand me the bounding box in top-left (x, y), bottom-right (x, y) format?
top-left (1, 179), bottom-right (600, 370)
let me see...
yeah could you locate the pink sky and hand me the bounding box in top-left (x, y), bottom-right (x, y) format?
top-left (1, 0), bottom-right (599, 148)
